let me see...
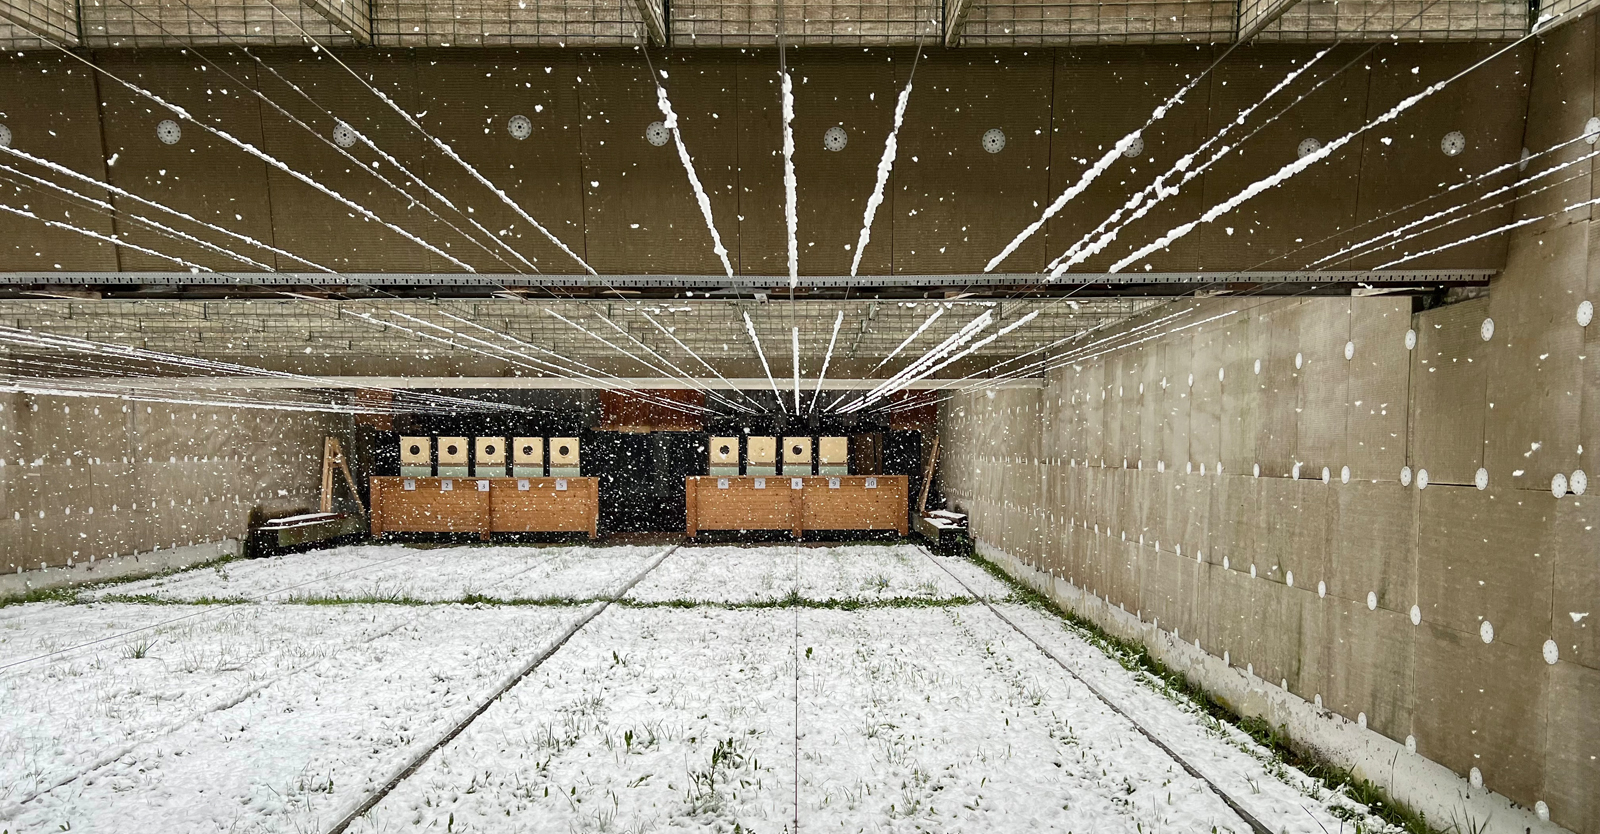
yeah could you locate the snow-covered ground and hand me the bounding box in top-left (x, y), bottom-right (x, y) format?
top-left (79, 543), bottom-right (665, 604)
top-left (629, 543), bottom-right (1011, 604)
top-left (0, 542), bottom-right (1398, 833)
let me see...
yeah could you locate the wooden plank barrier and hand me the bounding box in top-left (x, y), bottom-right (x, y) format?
top-left (370, 477), bottom-right (598, 539)
top-left (685, 475), bottom-right (907, 538)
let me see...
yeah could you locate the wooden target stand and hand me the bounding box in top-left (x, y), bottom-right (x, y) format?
top-left (369, 476), bottom-right (599, 539)
top-left (685, 475), bottom-right (908, 538)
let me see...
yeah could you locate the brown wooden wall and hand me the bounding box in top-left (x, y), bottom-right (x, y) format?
top-left (0, 41), bottom-right (1536, 277)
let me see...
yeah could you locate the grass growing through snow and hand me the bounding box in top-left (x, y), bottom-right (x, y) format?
top-left (0, 552), bottom-right (243, 608)
top-left (958, 542), bottom-right (1445, 834)
top-left (89, 590), bottom-right (992, 611)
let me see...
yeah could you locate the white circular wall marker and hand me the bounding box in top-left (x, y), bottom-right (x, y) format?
top-left (156, 119), bottom-right (182, 145)
top-left (823, 126), bottom-right (848, 152)
top-left (981, 128), bottom-right (1006, 153)
top-left (1416, 468), bottom-right (1428, 489)
top-left (1405, 328), bottom-right (1417, 350)
top-left (1543, 639), bottom-right (1559, 664)
top-left (332, 121), bottom-right (359, 148)
top-left (1297, 137), bottom-right (1321, 159)
top-left (1344, 341), bottom-right (1354, 360)
top-left (1401, 465), bottom-right (1412, 486)
top-left (1367, 591), bottom-right (1378, 611)
top-left (508, 114), bottom-right (533, 140)
top-left (1586, 116), bottom-right (1600, 146)
top-left (1479, 620), bottom-right (1494, 644)
top-left (1475, 468), bottom-right (1488, 490)
top-left (1410, 605), bottom-right (1421, 625)
top-left (0, 124), bottom-right (11, 148)
top-left (1123, 135), bottom-right (1144, 158)
top-left (1570, 469), bottom-right (1587, 495)
top-left (1480, 318), bottom-right (1494, 341)
top-left (645, 121), bottom-right (670, 147)
top-left (1552, 472), bottom-right (1569, 498)
top-left (1441, 130), bottom-right (1466, 157)
top-left (1578, 300), bottom-right (1593, 327)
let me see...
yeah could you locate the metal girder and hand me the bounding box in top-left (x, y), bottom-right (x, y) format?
top-left (944, 0), bottom-right (976, 46)
top-left (0, 0), bottom-right (77, 44)
top-left (1236, 0), bottom-right (1304, 41)
top-left (0, 270), bottom-right (1499, 288)
top-left (632, 0), bottom-right (667, 46)
top-left (36, 375), bottom-right (1049, 390)
top-left (298, 0), bottom-right (372, 44)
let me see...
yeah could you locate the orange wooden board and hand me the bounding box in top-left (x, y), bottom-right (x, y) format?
top-left (490, 478), bottom-right (598, 537)
top-left (371, 476), bottom-right (598, 538)
top-left (685, 476), bottom-right (907, 536)
top-left (370, 477), bottom-right (491, 535)
top-left (799, 476), bottom-right (908, 535)
top-left (686, 476), bottom-right (799, 536)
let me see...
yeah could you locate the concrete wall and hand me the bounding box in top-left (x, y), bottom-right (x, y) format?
top-left (0, 42), bottom-right (1532, 277)
top-left (0, 392), bottom-right (353, 582)
top-left (938, 21), bottom-right (1600, 834)
top-left (942, 291), bottom-right (1596, 834)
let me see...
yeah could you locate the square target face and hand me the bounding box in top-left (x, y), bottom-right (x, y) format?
top-left (436, 437), bottom-right (469, 466)
top-left (400, 436), bottom-right (431, 465)
top-left (513, 437), bottom-right (544, 465)
top-left (818, 437), bottom-right (848, 464)
top-left (709, 436), bottom-right (738, 465)
top-left (475, 437), bottom-right (506, 465)
top-left (746, 436), bottom-right (776, 464)
top-left (549, 437), bottom-right (580, 466)
top-left (782, 437), bottom-right (813, 463)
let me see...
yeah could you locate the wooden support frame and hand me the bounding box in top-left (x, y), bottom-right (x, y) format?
top-left (685, 475), bottom-right (908, 538)
top-left (320, 436), bottom-right (366, 516)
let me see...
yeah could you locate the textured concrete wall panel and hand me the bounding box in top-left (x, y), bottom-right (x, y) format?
top-left (1482, 223), bottom-right (1587, 484)
top-left (98, 51), bottom-right (280, 272)
top-left (578, 51), bottom-right (742, 274)
top-left (894, 49), bottom-right (1055, 274)
top-left (414, 51), bottom-right (589, 273)
top-left (1408, 296), bottom-right (1488, 483)
top-left (1413, 622), bottom-right (1550, 809)
top-left (1349, 42), bottom-right (1534, 271)
top-left (1515, 17), bottom-right (1595, 233)
top-left (1047, 46), bottom-right (1214, 273)
top-left (1194, 46), bottom-right (1369, 271)
top-left (255, 51), bottom-right (435, 272)
top-left (1346, 297), bottom-right (1411, 479)
top-left (734, 49), bottom-right (898, 276)
top-left (0, 394), bottom-right (343, 573)
top-left (0, 54), bottom-right (117, 271)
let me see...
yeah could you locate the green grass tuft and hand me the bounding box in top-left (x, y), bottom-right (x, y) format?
top-left (0, 552), bottom-right (244, 608)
